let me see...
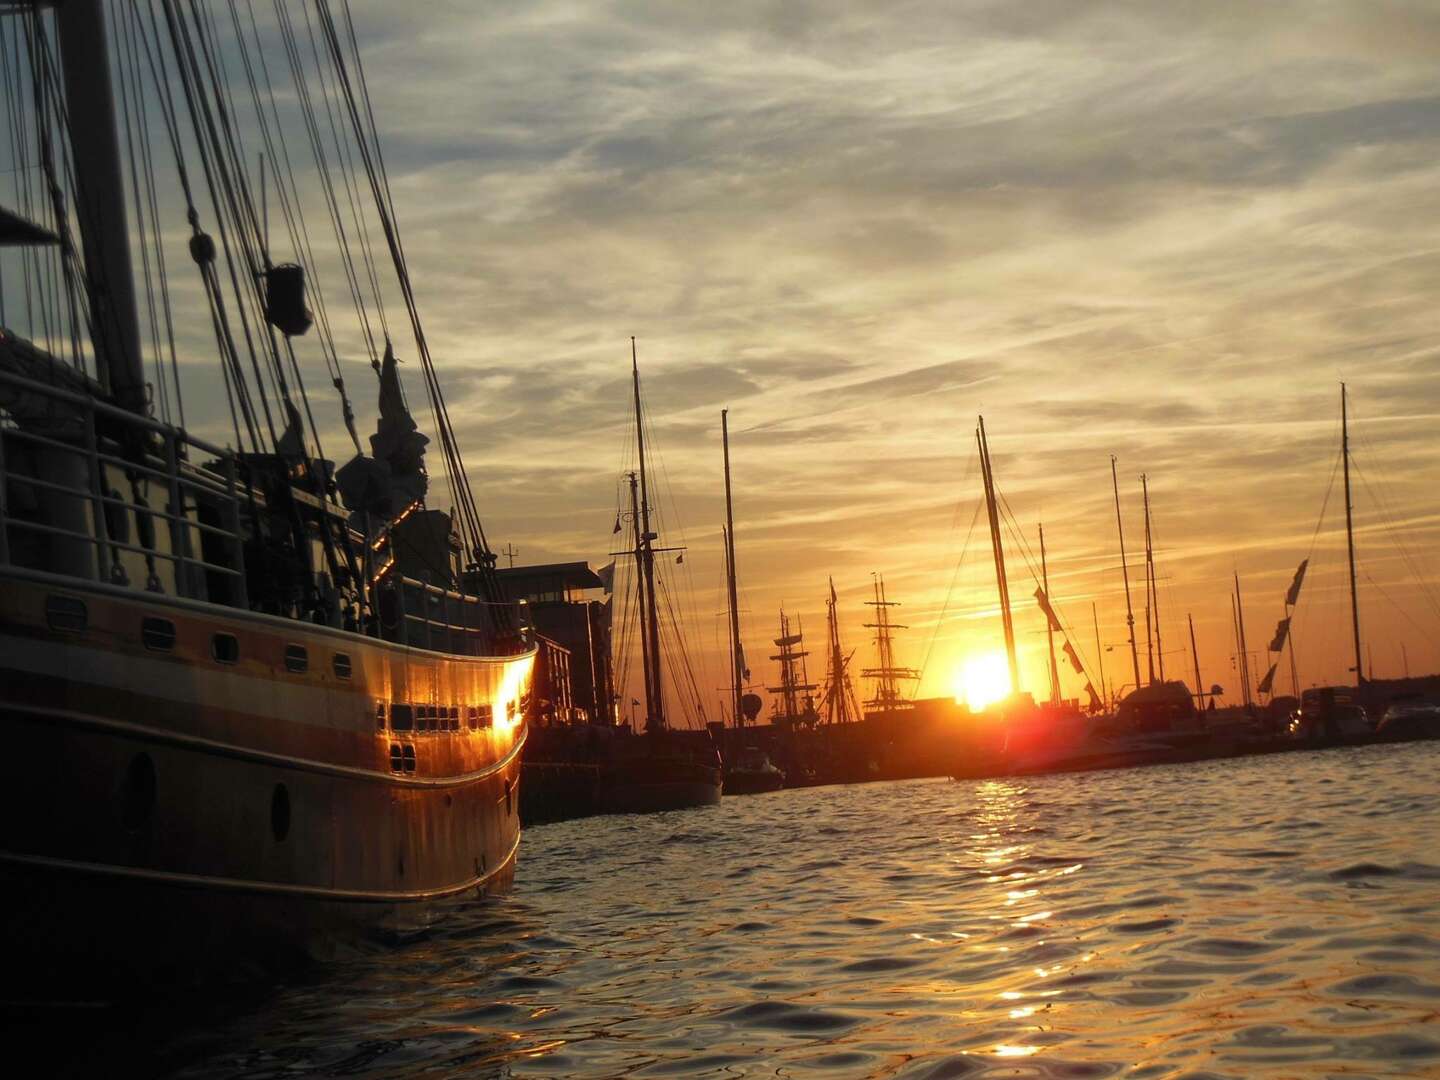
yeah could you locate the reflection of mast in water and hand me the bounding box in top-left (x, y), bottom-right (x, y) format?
top-left (862, 573), bottom-right (919, 712)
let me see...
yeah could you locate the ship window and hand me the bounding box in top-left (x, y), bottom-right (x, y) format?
top-left (390, 703), bottom-right (413, 731)
top-left (376, 702), bottom-right (387, 731)
top-left (142, 617), bottom-right (176, 652)
top-left (478, 703), bottom-right (493, 729)
top-left (332, 652), bottom-right (352, 679)
top-left (390, 743), bottom-right (403, 771)
top-left (401, 744), bottom-right (416, 773)
top-left (284, 644), bottom-right (308, 673)
top-left (416, 705), bottom-right (429, 732)
top-left (45, 594), bottom-right (87, 633)
top-left (211, 632), bottom-right (239, 664)
top-left (467, 706), bottom-right (479, 731)
top-left (449, 706), bottom-right (460, 730)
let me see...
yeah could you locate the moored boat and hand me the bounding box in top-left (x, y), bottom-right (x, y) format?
top-left (0, 1), bottom-right (531, 991)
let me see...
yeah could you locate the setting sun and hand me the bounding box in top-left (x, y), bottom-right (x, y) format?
top-left (952, 651), bottom-right (1013, 710)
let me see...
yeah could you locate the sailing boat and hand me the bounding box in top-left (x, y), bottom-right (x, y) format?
top-left (595, 344), bottom-right (722, 813)
top-left (768, 610), bottom-right (820, 728)
top-left (0, 3), bottom-right (530, 989)
top-left (718, 410), bottom-right (783, 795)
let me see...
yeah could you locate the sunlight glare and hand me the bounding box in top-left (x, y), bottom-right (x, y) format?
top-left (953, 651), bottom-right (1011, 710)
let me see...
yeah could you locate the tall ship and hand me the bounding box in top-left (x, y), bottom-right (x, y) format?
top-left (0, 2), bottom-right (532, 987)
top-left (767, 610), bottom-right (819, 728)
top-left (594, 344), bottom-right (721, 813)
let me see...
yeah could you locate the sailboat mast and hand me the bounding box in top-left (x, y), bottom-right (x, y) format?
top-left (627, 471), bottom-right (656, 727)
top-left (1341, 383), bottom-right (1364, 685)
top-left (1092, 601), bottom-right (1107, 710)
top-left (1040, 524), bottom-right (1060, 705)
top-left (631, 340), bottom-right (664, 730)
top-left (1142, 474), bottom-right (1164, 683)
top-left (978, 417), bottom-right (1019, 694)
top-left (1188, 612), bottom-right (1203, 700)
top-left (722, 410), bottom-right (743, 727)
top-left (1234, 572), bottom-right (1252, 706)
top-left (55, 0), bottom-right (145, 414)
top-left (1111, 456), bottom-right (1142, 693)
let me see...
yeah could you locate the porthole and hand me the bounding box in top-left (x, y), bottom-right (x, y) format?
top-left (332, 652), bottom-right (352, 679)
top-left (141, 616), bottom-right (176, 651)
top-left (270, 783), bottom-right (291, 842)
top-left (284, 644), bottom-right (308, 673)
top-left (120, 752), bottom-right (156, 831)
top-left (211, 632), bottom-right (239, 663)
top-left (45, 594), bottom-right (87, 633)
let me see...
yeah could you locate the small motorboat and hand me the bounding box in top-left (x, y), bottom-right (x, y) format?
top-left (723, 747), bottom-right (785, 795)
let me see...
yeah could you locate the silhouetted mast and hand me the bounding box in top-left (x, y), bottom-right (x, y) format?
top-left (1188, 612), bottom-right (1203, 701)
top-left (722, 409), bottom-right (744, 727)
top-left (863, 574), bottom-right (917, 711)
top-left (1092, 601), bottom-right (1107, 710)
top-left (1040, 523), bottom-right (1060, 705)
top-left (978, 416), bottom-right (1018, 694)
top-left (631, 340), bottom-right (664, 730)
top-left (1111, 456), bottom-right (1142, 694)
top-left (1141, 473), bottom-right (1164, 684)
top-left (1234, 573), bottom-right (1253, 706)
top-left (1342, 383), bottom-right (1364, 685)
top-left (823, 577), bottom-right (860, 724)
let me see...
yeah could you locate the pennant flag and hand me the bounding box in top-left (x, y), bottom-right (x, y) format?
top-left (1285, 559), bottom-right (1308, 607)
top-left (1034, 587), bottom-right (1063, 633)
top-left (676, 553), bottom-right (684, 564)
top-left (1062, 639), bottom-right (1084, 675)
top-left (1269, 617), bottom-right (1290, 654)
top-left (1257, 663), bottom-right (1277, 695)
top-left (596, 560), bottom-right (616, 594)
top-left (1084, 681), bottom-right (1102, 712)
top-left (612, 516), bottom-right (622, 534)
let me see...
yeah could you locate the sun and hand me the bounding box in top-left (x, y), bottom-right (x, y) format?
top-left (953, 651), bottom-right (1012, 711)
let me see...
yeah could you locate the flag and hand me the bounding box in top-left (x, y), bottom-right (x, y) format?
top-left (612, 516), bottom-right (622, 534)
top-left (596, 560), bottom-right (616, 594)
top-left (1268, 617), bottom-right (1289, 654)
top-left (676, 553), bottom-right (684, 564)
top-left (1257, 663), bottom-right (1277, 696)
top-left (1084, 681), bottom-right (1102, 712)
top-left (1034, 587), bottom-right (1063, 633)
top-left (1062, 640), bottom-right (1084, 675)
top-left (1285, 559), bottom-right (1308, 607)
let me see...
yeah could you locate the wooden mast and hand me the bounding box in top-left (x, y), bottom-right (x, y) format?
top-left (1040, 523), bottom-right (1060, 704)
top-left (55, 0), bottom-right (145, 414)
top-left (978, 416), bottom-right (1019, 694)
top-left (722, 409), bottom-right (744, 727)
top-left (1142, 473), bottom-right (1164, 683)
top-left (1111, 455), bottom-right (1142, 693)
top-left (631, 340), bottom-right (664, 730)
top-left (627, 471), bottom-right (655, 727)
top-left (1342, 383), bottom-right (1364, 685)
top-left (1092, 601), bottom-right (1107, 711)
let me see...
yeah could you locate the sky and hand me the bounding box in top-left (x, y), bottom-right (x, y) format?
top-left (9, 0), bottom-right (1440, 721)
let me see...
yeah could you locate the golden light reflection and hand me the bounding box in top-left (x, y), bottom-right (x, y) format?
top-left (992, 1044), bottom-right (1040, 1058)
top-left (1009, 1004), bottom-right (1038, 1018)
top-left (953, 650), bottom-right (1011, 710)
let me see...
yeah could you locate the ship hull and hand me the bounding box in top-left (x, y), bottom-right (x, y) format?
top-left (596, 755), bottom-right (722, 815)
top-left (0, 569), bottom-right (532, 993)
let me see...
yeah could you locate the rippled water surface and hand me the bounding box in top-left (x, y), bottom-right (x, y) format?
top-left (171, 743), bottom-right (1440, 1077)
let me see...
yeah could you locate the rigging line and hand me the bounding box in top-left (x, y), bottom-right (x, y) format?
top-left (297, 0), bottom-right (388, 341)
top-left (111, 0), bottom-right (169, 424)
top-left (120, 0), bottom-right (185, 428)
top-left (657, 572), bottom-right (708, 727)
top-left (312, 2), bottom-right (488, 564)
top-left (268, 0), bottom-right (379, 368)
top-left (1362, 570), bottom-right (1440, 653)
top-left (917, 496), bottom-right (983, 687)
top-left (155, 0), bottom-right (283, 447)
top-left (1352, 458), bottom-right (1440, 625)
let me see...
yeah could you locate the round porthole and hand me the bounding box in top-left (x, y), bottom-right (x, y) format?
top-left (271, 783), bottom-right (291, 842)
top-left (120, 753), bottom-right (156, 831)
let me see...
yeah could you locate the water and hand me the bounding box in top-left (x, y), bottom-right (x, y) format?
top-left (126, 744), bottom-right (1440, 1076)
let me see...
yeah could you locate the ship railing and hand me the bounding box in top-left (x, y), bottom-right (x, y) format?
top-left (386, 574), bottom-right (531, 656)
top-left (0, 366), bottom-right (248, 606)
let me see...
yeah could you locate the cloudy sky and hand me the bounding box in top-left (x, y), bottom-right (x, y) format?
top-left (318, 2), bottom-right (1440, 720)
top-left (11, 0), bottom-right (1437, 719)
top-left (329, 0), bottom-right (1440, 717)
